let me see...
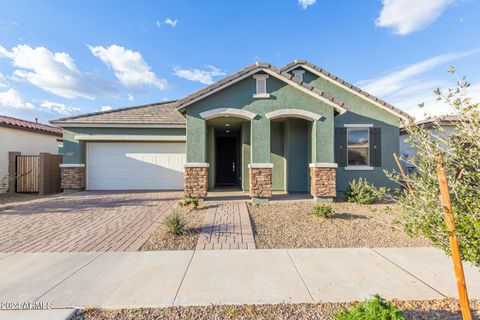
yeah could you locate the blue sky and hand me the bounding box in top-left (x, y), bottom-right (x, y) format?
top-left (0, 0), bottom-right (479, 123)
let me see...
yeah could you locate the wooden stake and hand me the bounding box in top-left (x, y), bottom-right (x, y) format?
top-left (436, 155), bottom-right (472, 320)
top-left (392, 153), bottom-right (414, 197)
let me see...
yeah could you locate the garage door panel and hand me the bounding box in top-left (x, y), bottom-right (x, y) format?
top-left (87, 142), bottom-right (185, 190)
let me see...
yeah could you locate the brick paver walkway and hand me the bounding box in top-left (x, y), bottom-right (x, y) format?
top-left (0, 191), bottom-right (180, 253)
top-left (196, 202), bottom-right (256, 250)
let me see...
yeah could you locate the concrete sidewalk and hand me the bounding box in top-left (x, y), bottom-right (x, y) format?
top-left (0, 248), bottom-right (479, 310)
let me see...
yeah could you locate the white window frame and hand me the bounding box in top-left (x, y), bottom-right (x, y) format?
top-left (346, 127), bottom-right (373, 170)
top-left (253, 74), bottom-right (270, 98)
top-left (292, 69), bottom-right (305, 82)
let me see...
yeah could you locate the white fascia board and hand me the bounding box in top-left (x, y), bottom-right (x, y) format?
top-left (60, 164), bottom-right (85, 168)
top-left (53, 123), bottom-right (186, 128)
top-left (176, 67), bottom-right (347, 114)
top-left (285, 64), bottom-right (411, 121)
top-left (75, 135), bottom-right (186, 141)
top-left (261, 69), bottom-right (348, 114)
top-left (176, 68), bottom-right (262, 110)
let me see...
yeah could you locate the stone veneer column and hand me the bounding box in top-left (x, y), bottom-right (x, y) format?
top-left (184, 163), bottom-right (209, 199)
top-left (60, 164), bottom-right (85, 190)
top-left (249, 163), bottom-right (272, 204)
top-left (309, 163), bottom-right (337, 202)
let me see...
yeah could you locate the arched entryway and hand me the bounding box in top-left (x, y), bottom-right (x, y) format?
top-left (266, 109), bottom-right (321, 193)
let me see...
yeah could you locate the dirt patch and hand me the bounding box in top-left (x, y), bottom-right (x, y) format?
top-left (0, 193), bottom-right (62, 211)
top-left (140, 205), bottom-right (207, 251)
top-left (71, 299), bottom-right (480, 319)
top-left (250, 201), bottom-right (430, 249)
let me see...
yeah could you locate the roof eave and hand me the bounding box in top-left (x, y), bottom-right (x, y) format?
top-left (282, 61), bottom-right (414, 122)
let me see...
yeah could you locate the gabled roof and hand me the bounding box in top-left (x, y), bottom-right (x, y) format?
top-left (0, 115), bottom-right (62, 136)
top-left (51, 101), bottom-right (186, 127)
top-left (282, 60), bottom-right (414, 121)
top-left (174, 62), bottom-right (351, 114)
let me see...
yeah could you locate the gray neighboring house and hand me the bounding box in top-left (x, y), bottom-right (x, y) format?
top-left (51, 60), bottom-right (413, 203)
top-left (400, 115), bottom-right (460, 173)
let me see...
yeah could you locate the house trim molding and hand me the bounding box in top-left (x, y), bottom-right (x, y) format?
top-left (199, 108), bottom-right (257, 120)
top-left (266, 109), bottom-right (321, 121)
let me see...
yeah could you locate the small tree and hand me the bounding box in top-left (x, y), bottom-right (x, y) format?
top-left (387, 68), bottom-right (480, 268)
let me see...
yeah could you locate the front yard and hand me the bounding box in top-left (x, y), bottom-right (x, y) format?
top-left (72, 299), bottom-right (480, 320)
top-left (250, 201), bottom-right (430, 249)
top-left (140, 204), bottom-right (208, 251)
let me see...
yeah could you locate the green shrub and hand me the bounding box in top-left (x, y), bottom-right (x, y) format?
top-left (313, 204), bottom-right (333, 218)
top-left (344, 178), bottom-right (386, 204)
top-left (178, 198), bottom-right (200, 208)
top-left (335, 295), bottom-right (404, 320)
top-left (163, 211), bottom-right (187, 235)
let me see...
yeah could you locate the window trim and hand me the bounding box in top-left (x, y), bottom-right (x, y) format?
top-left (253, 74), bottom-right (270, 98)
top-left (346, 127), bottom-right (370, 168)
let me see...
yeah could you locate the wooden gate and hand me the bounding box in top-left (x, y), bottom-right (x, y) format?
top-left (16, 155), bottom-right (39, 193)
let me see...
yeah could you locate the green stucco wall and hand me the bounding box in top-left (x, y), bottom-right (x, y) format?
top-left (303, 69), bottom-right (401, 191)
top-left (271, 121), bottom-right (285, 191)
top-left (62, 127), bottom-right (186, 164)
top-left (285, 119), bottom-right (310, 192)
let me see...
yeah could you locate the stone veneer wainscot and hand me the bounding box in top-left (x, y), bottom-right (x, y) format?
top-left (60, 164), bottom-right (85, 189)
top-left (310, 163), bottom-right (337, 201)
top-left (184, 163), bottom-right (209, 198)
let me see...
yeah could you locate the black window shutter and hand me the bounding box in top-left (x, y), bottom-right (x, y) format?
top-left (369, 127), bottom-right (382, 167)
top-left (335, 127), bottom-right (347, 167)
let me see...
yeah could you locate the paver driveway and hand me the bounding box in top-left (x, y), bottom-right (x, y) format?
top-left (0, 191), bottom-right (181, 253)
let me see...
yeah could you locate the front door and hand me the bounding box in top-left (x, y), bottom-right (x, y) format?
top-left (216, 137), bottom-right (237, 185)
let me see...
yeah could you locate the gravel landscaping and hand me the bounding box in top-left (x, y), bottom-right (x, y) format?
top-left (140, 204), bottom-right (207, 251)
top-left (250, 201), bottom-right (431, 249)
top-left (71, 299), bottom-right (480, 319)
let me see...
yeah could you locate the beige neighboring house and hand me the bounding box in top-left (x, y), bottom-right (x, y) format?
top-left (400, 115), bottom-right (460, 173)
top-left (0, 115), bottom-right (63, 192)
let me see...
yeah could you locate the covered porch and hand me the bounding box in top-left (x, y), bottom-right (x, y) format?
top-left (184, 108), bottom-right (337, 203)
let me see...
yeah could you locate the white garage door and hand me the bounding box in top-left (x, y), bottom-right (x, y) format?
top-left (86, 142), bottom-right (185, 190)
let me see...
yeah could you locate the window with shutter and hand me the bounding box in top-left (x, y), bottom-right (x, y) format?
top-left (335, 127), bottom-right (347, 167)
top-left (369, 127), bottom-right (382, 167)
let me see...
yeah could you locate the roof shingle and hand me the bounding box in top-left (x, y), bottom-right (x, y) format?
top-left (51, 101), bottom-right (185, 126)
top-left (281, 60), bottom-right (414, 121)
top-left (0, 115), bottom-right (62, 136)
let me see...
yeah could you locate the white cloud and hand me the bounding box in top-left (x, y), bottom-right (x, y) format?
top-left (0, 73), bottom-right (8, 87)
top-left (173, 65), bottom-right (225, 85)
top-left (0, 88), bottom-right (34, 109)
top-left (298, 0), bottom-right (316, 9)
top-left (88, 44), bottom-right (167, 91)
top-left (376, 0), bottom-right (456, 35)
top-left (0, 44), bottom-right (117, 99)
top-left (164, 18), bottom-right (178, 27)
top-left (40, 101), bottom-right (81, 116)
top-left (101, 105), bottom-right (112, 112)
top-left (357, 49), bottom-right (480, 119)
top-left (357, 49), bottom-right (479, 97)
top-left (127, 94), bottom-right (134, 101)
top-left (155, 20), bottom-right (161, 28)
